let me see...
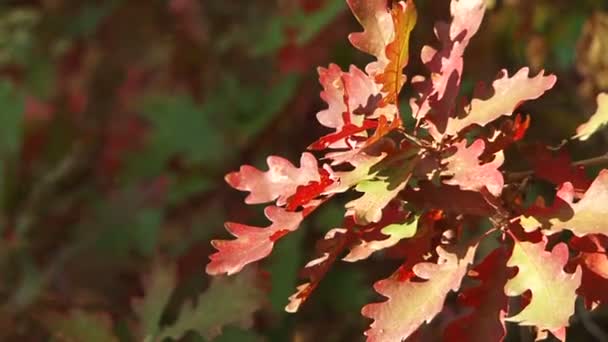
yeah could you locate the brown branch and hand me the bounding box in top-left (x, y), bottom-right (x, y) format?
top-left (505, 153), bottom-right (608, 183)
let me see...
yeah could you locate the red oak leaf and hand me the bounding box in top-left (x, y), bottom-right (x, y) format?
top-left (403, 181), bottom-right (497, 217)
top-left (346, 0), bottom-right (394, 63)
top-left (524, 145), bottom-right (591, 195)
top-left (445, 68), bottom-right (556, 137)
top-left (569, 235), bottom-right (608, 307)
top-left (522, 170), bottom-right (608, 236)
top-left (374, 0), bottom-right (417, 105)
top-left (362, 245), bottom-right (476, 342)
top-left (505, 236), bottom-right (581, 340)
top-left (225, 152), bottom-right (320, 206)
top-left (444, 247), bottom-right (510, 342)
top-left (286, 228), bottom-right (357, 312)
top-left (207, 206), bottom-right (304, 275)
top-left (410, 0), bottom-right (486, 136)
top-left (442, 139), bottom-right (504, 197)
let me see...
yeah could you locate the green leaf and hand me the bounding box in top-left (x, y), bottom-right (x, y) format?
top-left (0, 80), bottom-right (24, 156)
top-left (158, 269), bottom-right (264, 340)
top-left (42, 310), bottom-right (118, 342)
top-left (132, 261), bottom-right (177, 341)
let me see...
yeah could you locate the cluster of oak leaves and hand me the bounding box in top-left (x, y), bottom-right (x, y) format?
top-left (206, 0), bottom-right (608, 341)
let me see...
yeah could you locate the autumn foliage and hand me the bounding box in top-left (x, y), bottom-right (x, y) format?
top-left (207, 0), bottom-right (608, 341)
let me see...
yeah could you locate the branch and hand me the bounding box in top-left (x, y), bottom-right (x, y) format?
top-left (505, 153), bottom-right (608, 182)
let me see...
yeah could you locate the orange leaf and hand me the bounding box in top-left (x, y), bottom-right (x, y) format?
top-left (375, 0), bottom-right (417, 105)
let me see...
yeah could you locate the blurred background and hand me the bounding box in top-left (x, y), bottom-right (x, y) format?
top-left (0, 0), bottom-right (607, 341)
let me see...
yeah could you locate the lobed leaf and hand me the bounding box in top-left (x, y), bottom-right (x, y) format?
top-left (442, 139), bottom-right (504, 197)
top-left (286, 228), bottom-right (356, 312)
top-left (207, 206), bottom-right (304, 275)
top-left (522, 169), bottom-right (608, 236)
top-left (374, 0), bottom-right (417, 105)
top-left (344, 215), bottom-right (418, 262)
top-left (225, 152), bottom-right (320, 206)
top-left (41, 310), bottom-right (118, 342)
top-left (573, 92), bottom-right (608, 141)
top-left (345, 152), bottom-right (418, 225)
top-left (131, 261), bottom-right (176, 340)
top-left (346, 0), bottom-right (394, 62)
top-left (410, 0), bottom-right (485, 137)
top-left (445, 68), bottom-right (556, 136)
top-left (570, 236), bottom-right (608, 307)
top-left (444, 248), bottom-right (509, 342)
top-left (362, 245), bottom-right (476, 342)
top-left (504, 237), bottom-right (581, 340)
top-left (158, 269), bottom-right (264, 340)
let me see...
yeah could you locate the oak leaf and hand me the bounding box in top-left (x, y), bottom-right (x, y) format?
top-left (375, 0), bottom-right (417, 105)
top-left (362, 245), bottom-right (476, 342)
top-left (207, 206), bottom-right (304, 275)
top-left (442, 139), bottom-right (504, 197)
top-left (225, 152), bottom-right (320, 206)
top-left (444, 248), bottom-right (509, 342)
top-left (445, 68), bottom-right (556, 136)
top-left (504, 237), bottom-right (581, 339)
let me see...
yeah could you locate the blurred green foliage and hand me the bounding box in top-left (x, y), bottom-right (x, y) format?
top-left (0, 0), bottom-right (607, 341)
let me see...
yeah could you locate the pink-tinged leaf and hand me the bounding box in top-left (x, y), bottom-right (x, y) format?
top-left (444, 248), bottom-right (509, 342)
top-left (442, 139), bottom-right (504, 197)
top-left (316, 64), bottom-right (348, 129)
top-left (362, 245), bottom-right (476, 342)
top-left (225, 152), bottom-right (320, 206)
top-left (410, 0), bottom-right (485, 135)
top-left (445, 68), bottom-right (556, 136)
top-left (314, 64), bottom-right (398, 150)
top-left (347, 0), bottom-right (394, 62)
top-left (529, 170), bottom-right (608, 236)
top-left (207, 206), bottom-right (304, 275)
top-left (286, 228), bottom-right (356, 312)
top-left (573, 92), bottom-right (608, 141)
top-left (504, 237), bottom-right (581, 339)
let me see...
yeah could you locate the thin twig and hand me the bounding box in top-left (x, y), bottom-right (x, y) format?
top-left (505, 153), bottom-right (608, 182)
